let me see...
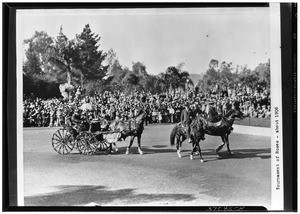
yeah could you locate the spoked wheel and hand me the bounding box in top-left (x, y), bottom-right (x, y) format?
top-left (52, 128), bottom-right (75, 155)
top-left (76, 132), bottom-right (98, 155)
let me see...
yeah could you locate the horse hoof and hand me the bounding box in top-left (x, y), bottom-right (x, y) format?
top-left (190, 155), bottom-right (193, 160)
top-left (229, 152), bottom-right (234, 155)
top-left (138, 149), bottom-right (144, 155)
top-left (177, 151), bottom-right (182, 158)
top-left (125, 149), bottom-right (130, 155)
top-left (200, 159), bottom-right (204, 163)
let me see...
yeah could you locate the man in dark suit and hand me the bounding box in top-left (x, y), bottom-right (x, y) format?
top-left (206, 101), bottom-right (219, 122)
top-left (181, 103), bottom-right (192, 143)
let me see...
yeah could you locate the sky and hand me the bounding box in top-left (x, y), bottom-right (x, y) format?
top-left (17, 7), bottom-right (270, 75)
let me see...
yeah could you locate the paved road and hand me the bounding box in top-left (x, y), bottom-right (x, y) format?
top-left (23, 124), bottom-right (271, 208)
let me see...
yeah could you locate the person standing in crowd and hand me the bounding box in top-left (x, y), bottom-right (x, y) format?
top-left (42, 109), bottom-right (50, 127)
top-left (56, 107), bottom-right (63, 127)
top-left (168, 104), bottom-right (175, 123)
top-left (49, 104), bottom-right (56, 127)
top-left (23, 86), bottom-right (271, 128)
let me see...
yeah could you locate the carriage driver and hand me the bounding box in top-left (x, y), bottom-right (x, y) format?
top-left (181, 102), bottom-right (192, 143)
top-left (72, 109), bottom-right (84, 130)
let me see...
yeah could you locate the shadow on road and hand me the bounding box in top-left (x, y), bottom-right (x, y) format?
top-left (24, 185), bottom-right (196, 206)
top-left (98, 146), bottom-right (191, 155)
top-left (152, 145), bottom-right (168, 148)
top-left (195, 148), bottom-right (271, 162)
top-left (218, 148), bottom-right (271, 159)
top-left (63, 146), bottom-right (270, 161)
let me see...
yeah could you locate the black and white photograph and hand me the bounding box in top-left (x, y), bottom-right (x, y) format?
top-left (10, 2), bottom-right (292, 210)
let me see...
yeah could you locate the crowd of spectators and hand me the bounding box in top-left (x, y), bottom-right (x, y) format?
top-left (23, 86), bottom-right (271, 127)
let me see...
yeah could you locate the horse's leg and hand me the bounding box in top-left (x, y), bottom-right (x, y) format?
top-left (225, 134), bottom-right (233, 155)
top-left (112, 143), bottom-right (118, 153)
top-left (126, 136), bottom-right (135, 155)
top-left (196, 140), bottom-right (204, 162)
top-left (176, 136), bottom-right (182, 158)
top-left (107, 143), bottom-right (113, 154)
top-left (137, 135), bottom-right (143, 155)
top-left (190, 141), bottom-right (195, 160)
top-left (216, 136), bottom-right (226, 154)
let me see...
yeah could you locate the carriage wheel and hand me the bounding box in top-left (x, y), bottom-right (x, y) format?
top-left (76, 132), bottom-right (98, 155)
top-left (52, 128), bottom-right (74, 155)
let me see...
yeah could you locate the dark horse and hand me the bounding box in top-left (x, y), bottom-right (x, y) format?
top-left (170, 108), bottom-right (243, 162)
top-left (109, 111), bottom-right (147, 155)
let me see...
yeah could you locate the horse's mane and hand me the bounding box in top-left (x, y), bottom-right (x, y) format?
top-left (135, 110), bottom-right (146, 122)
top-left (190, 115), bottom-right (205, 130)
top-left (224, 109), bottom-right (235, 118)
top-left (190, 109), bottom-right (234, 128)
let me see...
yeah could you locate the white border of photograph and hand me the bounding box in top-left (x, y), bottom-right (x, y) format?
top-left (17, 10), bottom-right (25, 206)
top-left (270, 2), bottom-right (284, 210)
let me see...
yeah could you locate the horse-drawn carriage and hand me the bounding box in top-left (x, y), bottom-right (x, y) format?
top-left (51, 118), bottom-right (121, 155)
top-left (51, 110), bottom-right (147, 155)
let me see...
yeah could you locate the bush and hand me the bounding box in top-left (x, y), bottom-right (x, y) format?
top-left (23, 74), bottom-right (61, 99)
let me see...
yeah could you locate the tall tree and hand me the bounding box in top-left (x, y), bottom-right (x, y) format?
top-left (156, 73), bottom-right (168, 93)
top-left (165, 66), bottom-right (181, 92)
top-left (132, 61), bottom-right (147, 76)
top-left (23, 41), bottom-right (43, 75)
top-left (209, 59), bottom-right (219, 70)
top-left (219, 61), bottom-right (235, 89)
top-left (176, 62), bottom-right (192, 90)
top-left (254, 59), bottom-right (270, 88)
top-left (23, 31), bottom-right (54, 73)
top-left (121, 71), bottom-right (140, 93)
top-left (132, 61), bottom-right (148, 91)
top-left (238, 67), bottom-right (259, 88)
top-left (74, 24), bottom-right (108, 84)
top-left (202, 67), bottom-right (221, 90)
top-left (105, 48), bottom-right (122, 76)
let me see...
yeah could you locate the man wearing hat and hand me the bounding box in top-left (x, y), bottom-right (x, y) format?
top-left (206, 100), bottom-right (219, 122)
top-left (181, 102), bottom-right (192, 143)
top-left (72, 109), bottom-right (83, 126)
top-left (68, 108), bottom-right (84, 138)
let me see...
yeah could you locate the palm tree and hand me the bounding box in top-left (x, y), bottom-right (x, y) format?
top-left (46, 26), bottom-right (80, 86)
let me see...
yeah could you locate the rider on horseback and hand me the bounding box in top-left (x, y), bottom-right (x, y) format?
top-left (205, 100), bottom-right (220, 122)
top-left (181, 102), bottom-right (192, 143)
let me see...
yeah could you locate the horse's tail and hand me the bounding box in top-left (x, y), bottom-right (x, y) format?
top-left (170, 125), bottom-right (178, 146)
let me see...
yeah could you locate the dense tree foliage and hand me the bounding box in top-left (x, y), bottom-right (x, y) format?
top-left (198, 59), bottom-right (270, 92)
top-left (23, 42), bottom-right (43, 76)
top-left (74, 24), bottom-right (108, 83)
top-left (23, 26), bottom-right (270, 98)
top-left (23, 31), bottom-right (54, 74)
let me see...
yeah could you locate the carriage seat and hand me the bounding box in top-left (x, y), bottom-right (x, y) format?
top-left (90, 119), bottom-right (109, 133)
